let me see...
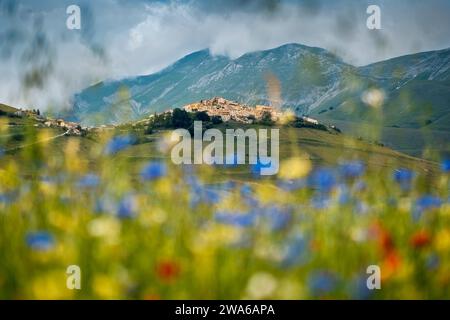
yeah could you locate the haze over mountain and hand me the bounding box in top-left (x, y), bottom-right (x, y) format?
top-left (71, 43), bottom-right (450, 134)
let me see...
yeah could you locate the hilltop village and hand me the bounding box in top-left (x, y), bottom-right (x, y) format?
top-left (183, 97), bottom-right (283, 124)
top-left (4, 107), bottom-right (86, 136)
top-left (2, 97), bottom-right (327, 135)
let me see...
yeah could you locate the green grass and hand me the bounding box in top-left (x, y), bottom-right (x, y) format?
top-left (319, 119), bottom-right (450, 160)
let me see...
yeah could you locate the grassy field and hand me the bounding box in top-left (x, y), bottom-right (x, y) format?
top-left (317, 118), bottom-right (450, 160)
top-left (0, 114), bottom-right (449, 299)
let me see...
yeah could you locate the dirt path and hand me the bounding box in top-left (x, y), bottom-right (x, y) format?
top-left (4, 130), bottom-right (69, 152)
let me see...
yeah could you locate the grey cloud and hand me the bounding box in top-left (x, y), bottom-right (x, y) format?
top-left (0, 0), bottom-right (449, 111)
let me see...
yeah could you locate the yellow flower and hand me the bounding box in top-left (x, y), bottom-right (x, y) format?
top-left (361, 88), bottom-right (385, 108)
top-left (192, 225), bottom-right (241, 251)
top-left (88, 217), bottom-right (121, 244)
top-left (278, 156), bottom-right (311, 179)
top-left (31, 271), bottom-right (73, 299)
top-left (277, 110), bottom-right (296, 125)
top-left (93, 275), bottom-right (122, 299)
top-left (435, 229), bottom-right (450, 252)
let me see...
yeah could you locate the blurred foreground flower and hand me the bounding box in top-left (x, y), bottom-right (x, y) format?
top-left (413, 195), bottom-right (442, 220)
top-left (26, 231), bottom-right (55, 251)
top-left (308, 271), bottom-right (336, 297)
top-left (140, 161), bottom-right (167, 181)
top-left (156, 260), bottom-right (181, 283)
top-left (350, 276), bottom-right (373, 300)
top-left (309, 168), bottom-right (336, 192)
top-left (280, 234), bottom-right (309, 267)
top-left (441, 159), bottom-right (450, 173)
top-left (279, 157), bottom-right (311, 179)
top-left (104, 135), bottom-right (135, 155)
top-left (77, 173), bottom-right (100, 188)
top-left (117, 195), bottom-right (138, 219)
top-left (246, 272), bottom-right (277, 299)
top-left (393, 168), bottom-right (414, 191)
top-left (410, 230), bottom-right (431, 248)
top-left (361, 88), bottom-right (385, 108)
top-left (340, 161), bottom-right (365, 179)
top-left (215, 211), bottom-right (256, 228)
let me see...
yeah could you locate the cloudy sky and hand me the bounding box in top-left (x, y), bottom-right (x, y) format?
top-left (1, 0), bottom-right (449, 110)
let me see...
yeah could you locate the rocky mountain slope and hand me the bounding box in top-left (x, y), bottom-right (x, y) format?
top-left (70, 44), bottom-right (450, 131)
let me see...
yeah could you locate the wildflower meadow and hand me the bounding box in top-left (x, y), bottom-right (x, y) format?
top-left (0, 122), bottom-right (449, 300)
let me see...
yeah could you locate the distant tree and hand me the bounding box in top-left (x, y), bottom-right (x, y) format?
top-left (259, 111), bottom-right (274, 126)
top-left (171, 108), bottom-right (191, 129)
top-left (194, 111), bottom-right (210, 122)
top-left (211, 116), bottom-right (223, 125)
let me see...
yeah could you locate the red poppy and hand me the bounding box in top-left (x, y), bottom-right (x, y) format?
top-left (381, 249), bottom-right (402, 280)
top-left (155, 260), bottom-right (181, 282)
top-left (369, 222), bottom-right (394, 253)
top-left (410, 230), bottom-right (431, 248)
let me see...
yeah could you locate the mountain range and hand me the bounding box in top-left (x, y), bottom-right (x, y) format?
top-left (70, 43), bottom-right (450, 134)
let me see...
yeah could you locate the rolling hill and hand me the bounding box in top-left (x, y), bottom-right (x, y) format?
top-left (68, 44), bottom-right (450, 158)
top-left (1, 100), bottom-right (439, 180)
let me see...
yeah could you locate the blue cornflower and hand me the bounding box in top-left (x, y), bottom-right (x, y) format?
top-left (309, 168), bottom-right (336, 192)
top-left (340, 161), bottom-right (365, 179)
top-left (393, 168), bottom-right (414, 190)
top-left (262, 206), bottom-right (292, 231)
top-left (26, 231), bottom-right (55, 251)
top-left (441, 159), bottom-right (450, 173)
top-left (413, 195), bottom-right (442, 220)
top-left (308, 271), bottom-right (337, 297)
top-left (350, 276), bottom-right (373, 300)
top-left (189, 186), bottom-right (222, 207)
top-left (117, 195), bottom-right (137, 219)
top-left (203, 188), bottom-right (221, 204)
top-left (104, 135), bottom-right (135, 155)
top-left (280, 234), bottom-right (309, 268)
top-left (416, 195), bottom-right (442, 211)
top-left (77, 173), bottom-right (100, 188)
top-left (215, 211), bottom-right (256, 228)
top-left (0, 147), bottom-right (4, 157)
top-left (140, 161), bottom-right (167, 181)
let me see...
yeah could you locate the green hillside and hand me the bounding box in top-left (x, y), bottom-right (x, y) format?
top-left (0, 103), bottom-right (19, 114)
top-left (1, 110), bottom-right (438, 181)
